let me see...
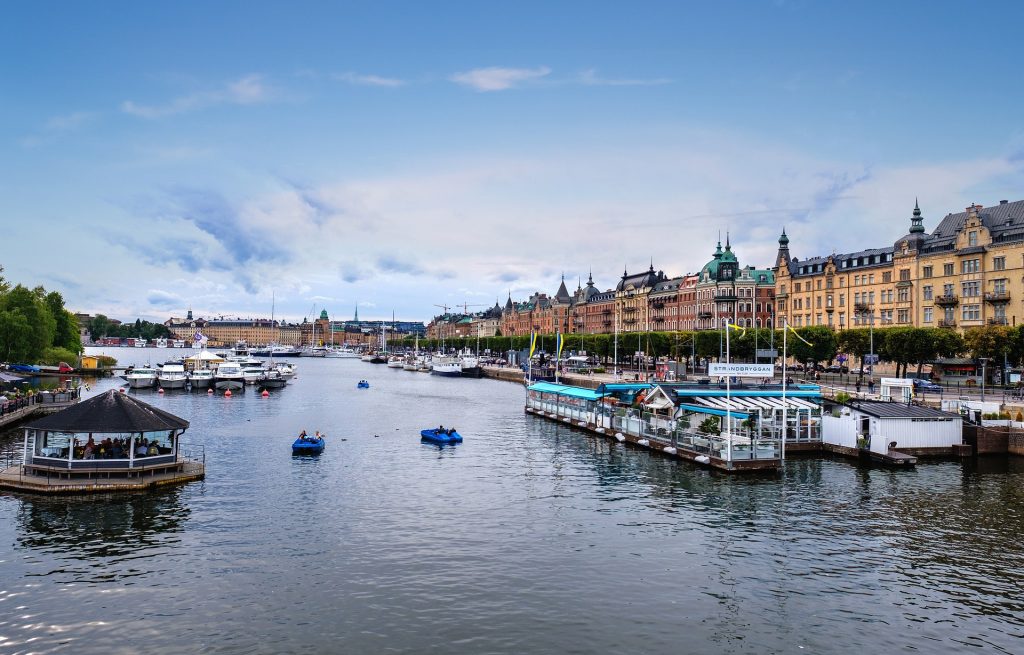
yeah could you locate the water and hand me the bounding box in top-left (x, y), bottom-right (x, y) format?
top-left (1, 349), bottom-right (1023, 654)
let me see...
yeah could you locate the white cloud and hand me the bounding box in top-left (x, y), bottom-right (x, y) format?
top-left (334, 72), bottom-right (405, 87)
top-left (579, 69), bottom-right (671, 86)
top-left (449, 66), bottom-right (551, 91)
top-left (121, 74), bottom-right (273, 118)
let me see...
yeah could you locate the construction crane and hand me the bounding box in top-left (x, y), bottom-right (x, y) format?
top-left (434, 303), bottom-right (451, 315)
top-left (459, 302), bottom-right (486, 314)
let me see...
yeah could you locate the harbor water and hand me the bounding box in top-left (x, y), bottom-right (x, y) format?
top-left (1, 348), bottom-right (1022, 654)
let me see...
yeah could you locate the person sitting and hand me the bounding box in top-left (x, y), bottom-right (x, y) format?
top-left (447, 427), bottom-right (456, 436)
top-left (136, 441), bottom-right (149, 457)
top-left (83, 442), bottom-right (95, 460)
top-left (147, 440), bottom-right (159, 456)
top-left (314, 431), bottom-right (322, 441)
top-left (299, 429), bottom-right (308, 441)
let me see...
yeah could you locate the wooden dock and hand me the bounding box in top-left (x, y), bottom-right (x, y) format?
top-left (0, 460), bottom-right (205, 494)
top-left (0, 396), bottom-right (80, 429)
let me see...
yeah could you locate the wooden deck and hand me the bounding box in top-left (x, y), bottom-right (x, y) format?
top-left (0, 460), bottom-right (205, 494)
top-left (0, 397), bottom-right (81, 429)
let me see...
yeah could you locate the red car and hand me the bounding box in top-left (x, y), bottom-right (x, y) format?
top-left (57, 362), bottom-right (74, 373)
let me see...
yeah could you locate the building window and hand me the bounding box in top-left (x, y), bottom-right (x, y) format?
top-left (994, 256), bottom-right (1006, 271)
top-left (923, 285), bottom-right (933, 300)
top-left (962, 281), bottom-right (980, 297)
top-left (968, 231), bottom-right (978, 247)
top-left (882, 272), bottom-right (892, 283)
top-left (868, 291), bottom-right (875, 304)
top-left (923, 265), bottom-right (933, 278)
top-left (816, 280), bottom-right (822, 290)
top-left (943, 283), bottom-right (955, 296)
top-left (794, 282), bottom-right (801, 292)
top-left (899, 269), bottom-right (910, 281)
top-left (944, 263), bottom-right (954, 276)
top-left (962, 305), bottom-right (981, 321)
top-left (923, 307), bottom-right (933, 323)
top-left (853, 275), bottom-right (859, 286)
top-left (897, 288), bottom-right (909, 303)
top-left (816, 297), bottom-right (822, 309)
top-left (897, 309), bottom-right (909, 323)
top-left (962, 259), bottom-right (980, 274)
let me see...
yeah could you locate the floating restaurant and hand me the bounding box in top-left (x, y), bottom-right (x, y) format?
top-left (0, 390), bottom-right (204, 494)
top-left (525, 380), bottom-right (823, 472)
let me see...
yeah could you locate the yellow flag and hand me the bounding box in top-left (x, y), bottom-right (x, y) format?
top-left (726, 322), bottom-right (746, 336)
top-left (787, 323), bottom-right (813, 346)
top-left (529, 332), bottom-right (538, 358)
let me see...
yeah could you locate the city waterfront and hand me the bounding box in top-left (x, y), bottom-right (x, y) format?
top-left (0, 349), bottom-right (1022, 654)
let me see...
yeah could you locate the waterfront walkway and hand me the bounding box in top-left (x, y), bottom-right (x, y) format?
top-left (0, 389), bottom-right (82, 429)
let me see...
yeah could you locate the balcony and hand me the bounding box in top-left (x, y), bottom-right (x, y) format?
top-left (715, 292), bottom-right (738, 302)
top-left (934, 294), bottom-right (959, 306)
top-left (984, 291), bottom-right (1011, 304)
top-left (825, 306), bottom-right (834, 313)
top-left (623, 317), bottom-right (638, 325)
top-left (938, 319), bottom-right (957, 328)
top-left (653, 316), bottom-right (665, 322)
top-left (623, 306), bottom-right (638, 314)
top-left (988, 317), bottom-right (1009, 326)
top-left (853, 302), bottom-right (873, 313)
top-left (650, 300), bottom-right (665, 309)
top-left (602, 308), bottom-right (611, 315)
top-left (697, 311), bottom-right (714, 319)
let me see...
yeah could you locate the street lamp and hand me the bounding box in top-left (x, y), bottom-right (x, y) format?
top-left (979, 357), bottom-right (989, 402)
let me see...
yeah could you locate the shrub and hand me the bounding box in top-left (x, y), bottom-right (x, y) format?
top-left (592, 367), bottom-right (605, 374)
top-left (96, 355), bottom-right (117, 367)
top-left (40, 347), bottom-right (79, 366)
top-left (835, 391), bottom-right (851, 404)
top-left (697, 416), bottom-right (721, 436)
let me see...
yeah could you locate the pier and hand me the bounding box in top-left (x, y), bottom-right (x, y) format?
top-left (0, 388), bottom-right (82, 429)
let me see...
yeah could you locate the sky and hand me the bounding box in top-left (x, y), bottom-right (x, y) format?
top-left (2, 0), bottom-right (1023, 324)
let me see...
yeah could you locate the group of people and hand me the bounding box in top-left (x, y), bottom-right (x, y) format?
top-left (297, 430), bottom-right (325, 443)
top-left (78, 435), bottom-right (165, 459)
top-left (435, 425), bottom-right (457, 436)
top-left (854, 379), bottom-right (876, 394)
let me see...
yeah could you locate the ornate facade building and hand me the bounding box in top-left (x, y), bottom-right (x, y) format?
top-left (695, 239), bottom-right (776, 329)
top-left (775, 199), bottom-right (1024, 330)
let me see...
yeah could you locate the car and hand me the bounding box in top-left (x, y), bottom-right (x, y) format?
top-left (912, 378), bottom-right (943, 393)
top-left (8, 364), bottom-right (40, 373)
top-left (825, 364), bottom-right (849, 374)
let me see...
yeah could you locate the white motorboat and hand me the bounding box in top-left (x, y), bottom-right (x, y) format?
top-left (158, 363), bottom-right (188, 389)
top-left (460, 354), bottom-right (483, 378)
top-left (274, 362), bottom-right (296, 380)
top-left (430, 356), bottom-right (462, 377)
top-left (214, 362), bottom-right (246, 389)
top-left (269, 344), bottom-right (302, 357)
top-left (155, 337), bottom-right (168, 348)
top-left (241, 365), bottom-right (267, 385)
top-left (172, 339), bottom-right (186, 348)
top-left (124, 366), bottom-right (158, 388)
top-left (387, 356), bottom-right (404, 368)
top-left (134, 338), bottom-right (147, 348)
top-left (188, 369), bottom-right (213, 388)
top-left (325, 347), bottom-right (360, 358)
top-left (402, 357), bottom-right (418, 371)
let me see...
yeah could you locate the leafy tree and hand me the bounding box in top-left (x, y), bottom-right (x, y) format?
top-left (44, 291), bottom-right (81, 353)
top-left (0, 309), bottom-right (33, 361)
top-left (0, 285), bottom-right (55, 361)
top-left (963, 325), bottom-right (1015, 364)
top-left (787, 325), bottom-right (838, 368)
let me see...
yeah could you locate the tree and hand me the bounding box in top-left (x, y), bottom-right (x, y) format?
top-left (0, 309), bottom-right (33, 361)
top-left (44, 291), bottom-right (81, 353)
top-left (88, 314), bottom-right (114, 340)
top-left (788, 325), bottom-right (838, 368)
top-left (0, 284), bottom-right (55, 361)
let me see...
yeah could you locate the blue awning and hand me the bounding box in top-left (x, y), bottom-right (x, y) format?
top-left (677, 403), bottom-right (751, 420)
top-left (527, 382), bottom-right (605, 401)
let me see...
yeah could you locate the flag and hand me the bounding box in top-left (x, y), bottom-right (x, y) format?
top-left (786, 324), bottom-right (812, 346)
top-left (529, 332), bottom-right (538, 358)
top-left (725, 322), bottom-right (746, 337)
top-left (557, 332), bottom-right (564, 359)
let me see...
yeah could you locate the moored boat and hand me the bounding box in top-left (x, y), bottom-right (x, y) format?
top-left (158, 363), bottom-right (188, 389)
top-left (214, 362), bottom-right (245, 390)
top-left (430, 356), bottom-right (461, 377)
top-left (292, 435), bottom-right (325, 455)
top-left (188, 369), bottom-right (213, 388)
top-left (124, 366), bottom-right (158, 388)
top-left (387, 356), bottom-right (404, 368)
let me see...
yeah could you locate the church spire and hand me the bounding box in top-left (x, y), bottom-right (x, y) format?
top-left (909, 198), bottom-right (925, 234)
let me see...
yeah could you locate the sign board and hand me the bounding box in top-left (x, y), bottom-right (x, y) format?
top-left (709, 363), bottom-right (775, 378)
top-left (881, 377), bottom-right (912, 387)
top-left (864, 354), bottom-right (879, 365)
top-left (837, 354), bottom-right (847, 363)
top-left (755, 349), bottom-right (778, 358)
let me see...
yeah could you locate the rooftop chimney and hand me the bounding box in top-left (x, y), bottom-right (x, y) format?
top-left (1000, 200), bottom-right (1009, 205)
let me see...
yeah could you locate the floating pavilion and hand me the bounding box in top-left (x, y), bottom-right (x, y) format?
top-left (0, 390), bottom-right (204, 494)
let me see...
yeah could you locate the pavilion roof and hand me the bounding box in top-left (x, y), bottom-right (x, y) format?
top-left (25, 390), bottom-right (189, 433)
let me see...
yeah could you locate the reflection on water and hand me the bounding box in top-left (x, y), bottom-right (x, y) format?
top-left (0, 349), bottom-right (1023, 654)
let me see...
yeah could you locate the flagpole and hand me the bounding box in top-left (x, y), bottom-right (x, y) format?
top-left (726, 323), bottom-right (732, 464)
top-left (781, 318), bottom-right (788, 463)
top-left (555, 330), bottom-right (560, 384)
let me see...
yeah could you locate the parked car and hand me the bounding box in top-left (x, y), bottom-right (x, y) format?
top-left (912, 378), bottom-right (943, 393)
top-left (825, 364), bottom-right (849, 374)
top-left (8, 364), bottom-right (40, 373)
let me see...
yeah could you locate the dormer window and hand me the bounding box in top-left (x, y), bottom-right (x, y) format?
top-left (968, 231), bottom-right (978, 247)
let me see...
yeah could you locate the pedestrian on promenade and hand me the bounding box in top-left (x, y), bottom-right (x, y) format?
top-left (855, 380), bottom-right (862, 394)
top-left (868, 379), bottom-right (875, 394)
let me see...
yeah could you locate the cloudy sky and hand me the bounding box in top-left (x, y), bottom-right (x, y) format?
top-left (3, 1), bottom-right (1023, 324)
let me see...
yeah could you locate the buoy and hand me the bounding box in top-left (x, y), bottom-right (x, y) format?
top-left (207, 389), bottom-right (214, 394)
top-left (695, 455), bottom-right (711, 465)
top-left (261, 390), bottom-right (269, 397)
top-left (615, 433), bottom-right (625, 442)
top-left (119, 387), bottom-right (126, 393)
top-left (158, 388), bottom-right (164, 394)
top-left (664, 446), bottom-right (677, 455)
top-left (224, 390), bottom-right (232, 397)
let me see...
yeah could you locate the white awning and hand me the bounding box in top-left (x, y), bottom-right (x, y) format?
top-left (694, 396), bottom-right (819, 413)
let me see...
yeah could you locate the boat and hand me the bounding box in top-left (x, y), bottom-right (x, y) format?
top-left (214, 362), bottom-right (245, 390)
top-left (259, 369), bottom-right (288, 389)
top-left (250, 345), bottom-right (271, 356)
top-left (387, 355), bottom-right (404, 368)
top-left (430, 355), bottom-right (462, 377)
top-left (172, 339), bottom-right (186, 348)
top-left (270, 345), bottom-right (303, 357)
top-left (402, 357), bottom-right (418, 371)
top-left (133, 337), bottom-right (147, 348)
top-left (158, 363), bottom-right (188, 389)
top-left (123, 366), bottom-right (158, 388)
top-left (291, 435), bottom-right (325, 455)
top-left (274, 362), bottom-right (296, 380)
top-left (241, 365), bottom-right (267, 385)
top-left (460, 353), bottom-right (483, 378)
top-left (155, 337), bottom-right (168, 348)
top-left (420, 428), bottom-right (463, 444)
top-left (357, 380), bottom-right (370, 388)
top-left (326, 347), bottom-right (360, 358)
top-left (188, 369), bottom-right (213, 389)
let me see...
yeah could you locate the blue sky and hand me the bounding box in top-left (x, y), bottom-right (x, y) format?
top-left (2, 1), bottom-right (1022, 324)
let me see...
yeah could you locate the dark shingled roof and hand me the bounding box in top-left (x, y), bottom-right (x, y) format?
top-left (25, 390), bottom-right (190, 432)
top-left (846, 400), bottom-right (959, 420)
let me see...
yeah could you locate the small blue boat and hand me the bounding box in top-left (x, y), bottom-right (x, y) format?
top-left (292, 436), bottom-right (325, 455)
top-left (420, 428), bottom-right (463, 444)
top-left (357, 380), bottom-right (370, 389)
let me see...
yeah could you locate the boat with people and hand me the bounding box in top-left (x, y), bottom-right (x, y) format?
top-left (158, 363), bottom-right (188, 389)
top-left (357, 380), bottom-right (370, 388)
top-left (387, 355), bottom-right (404, 368)
top-left (420, 427), bottom-right (463, 444)
top-left (171, 339), bottom-right (187, 348)
top-left (292, 431), bottom-right (326, 455)
top-left (273, 362), bottom-right (296, 380)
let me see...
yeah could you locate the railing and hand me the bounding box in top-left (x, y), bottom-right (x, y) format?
top-left (853, 302), bottom-right (873, 312)
top-left (650, 301), bottom-right (665, 309)
top-left (938, 319), bottom-right (957, 328)
top-left (984, 291), bottom-right (1010, 303)
top-left (623, 306), bottom-right (638, 313)
top-left (1, 387), bottom-right (82, 417)
top-left (935, 294), bottom-right (959, 306)
top-left (988, 317), bottom-right (1009, 326)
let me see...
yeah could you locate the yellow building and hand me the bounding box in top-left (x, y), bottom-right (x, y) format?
top-left (775, 199), bottom-right (1024, 331)
top-left (80, 355), bottom-right (100, 369)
